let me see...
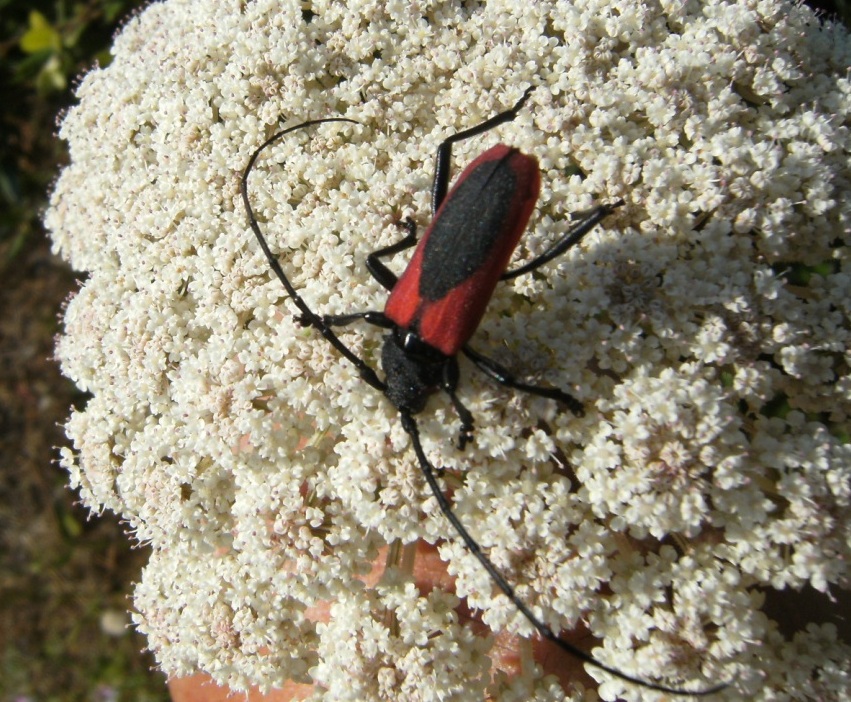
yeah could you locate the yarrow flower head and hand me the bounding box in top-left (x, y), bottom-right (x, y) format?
top-left (47, 0), bottom-right (850, 699)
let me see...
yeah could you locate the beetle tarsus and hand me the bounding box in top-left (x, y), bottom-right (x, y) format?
top-left (457, 424), bottom-right (474, 451)
top-left (295, 312), bottom-right (319, 328)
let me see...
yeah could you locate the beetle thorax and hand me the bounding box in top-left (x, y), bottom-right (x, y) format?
top-left (380, 329), bottom-right (447, 415)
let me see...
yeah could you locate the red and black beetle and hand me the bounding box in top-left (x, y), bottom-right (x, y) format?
top-left (241, 88), bottom-right (725, 696)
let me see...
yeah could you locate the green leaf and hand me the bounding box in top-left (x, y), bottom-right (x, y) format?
top-left (104, 0), bottom-right (129, 23)
top-left (20, 10), bottom-right (62, 54)
top-left (34, 54), bottom-right (67, 94)
top-left (95, 48), bottom-right (115, 68)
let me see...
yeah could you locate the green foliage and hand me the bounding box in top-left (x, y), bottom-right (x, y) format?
top-left (20, 11), bottom-right (68, 92)
top-left (0, 0), bottom-right (143, 271)
top-left (1, 4), bottom-right (171, 700)
top-left (10, 2), bottom-right (132, 95)
top-left (20, 10), bottom-right (63, 53)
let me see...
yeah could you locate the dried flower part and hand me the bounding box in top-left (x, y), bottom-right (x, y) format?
top-left (47, 0), bottom-right (850, 699)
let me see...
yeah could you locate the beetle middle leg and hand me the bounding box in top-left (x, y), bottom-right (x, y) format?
top-left (305, 218), bottom-right (418, 329)
top-left (502, 200), bottom-right (624, 280)
top-left (365, 217), bottom-right (418, 290)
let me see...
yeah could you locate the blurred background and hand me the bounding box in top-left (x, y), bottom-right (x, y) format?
top-left (2, 2), bottom-right (167, 700)
top-left (1, 1), bottom-right (848, 700)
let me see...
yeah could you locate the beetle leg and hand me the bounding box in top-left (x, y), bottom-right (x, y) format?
top-left (307, 310), bottom-right (394, 330)
top-left (365, 217), bottom-right (418, 291)
top-left (501, 200), bottom-right (623, 280)
top-left (303, 218), bottom-right (416, 330)
top-left (441, 358), bottom-right (474, 449)
top-left (432, 86), bottom-right (535, 215)
top-left (462, 345), bottom-right (584, 416)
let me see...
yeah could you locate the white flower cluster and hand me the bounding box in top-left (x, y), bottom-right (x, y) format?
top-left (47, 0), bottom-right (850, 699)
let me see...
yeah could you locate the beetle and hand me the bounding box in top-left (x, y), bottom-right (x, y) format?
top-left (241, 87), bottom-right (726, 696)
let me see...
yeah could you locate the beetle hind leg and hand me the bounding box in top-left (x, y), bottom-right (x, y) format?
top-left (431, 87), bottom-right (535, 214)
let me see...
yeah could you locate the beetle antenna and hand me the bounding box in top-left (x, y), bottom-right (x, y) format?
top-left (241, 119), bottom-right (385, 393)
top-left (399, 412), bottom-right (728, 697)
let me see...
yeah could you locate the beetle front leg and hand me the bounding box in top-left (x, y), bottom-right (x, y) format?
top-left (303, 310), bottom-right (395, 330)
top-left (463, 346), bottom-right (584, 416)
top-left (441, 358), bottom-right (475, 449)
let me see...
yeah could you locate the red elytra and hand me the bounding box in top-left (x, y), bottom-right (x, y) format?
top-left (384, 145), bottom-right (541, 356)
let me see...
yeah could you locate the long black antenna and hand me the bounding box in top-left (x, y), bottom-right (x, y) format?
top-left (241, 119), bottom-right (384, 392)
top-left (241, 121), bottom-right (729, 697)
top-left (400, 413), bottom-right (726, 696)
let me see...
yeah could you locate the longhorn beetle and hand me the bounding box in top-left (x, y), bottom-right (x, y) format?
top-left (241, 87), bottom-right (726, 696)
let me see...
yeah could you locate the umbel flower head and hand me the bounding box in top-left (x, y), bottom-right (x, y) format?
top-left (47, 0), bottom-right (850, 700)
